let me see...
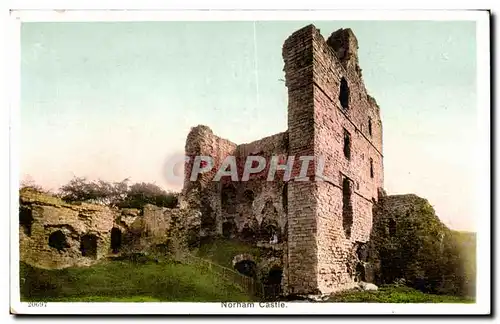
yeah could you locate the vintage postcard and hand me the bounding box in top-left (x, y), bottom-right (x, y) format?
top-left (8, 8), bottom-right (491, 316)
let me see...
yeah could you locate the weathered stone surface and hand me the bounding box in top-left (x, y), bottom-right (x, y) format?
top-left (19, 190), bottom-right (117, 269)
top-left (19, 189), bottom-right (201, 269)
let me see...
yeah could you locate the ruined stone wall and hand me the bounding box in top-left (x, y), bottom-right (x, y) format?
top-left (282, 25), bottom-right (384, 295)
top-left (183, 125), bottom-right (237, 238)
top-left (179, 24), bottom-right (384, 295)
top-left (19, 190), bottom-right (201, 269)
top-left (185, 128), bottom-right (291, 289)
top-left (228, 132), bottom-right (289, 241)
top-left (19, 190), bottom-right (118, 269)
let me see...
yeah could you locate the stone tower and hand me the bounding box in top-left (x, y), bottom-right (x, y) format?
top-left (282, 25), bottom-right (384, 295)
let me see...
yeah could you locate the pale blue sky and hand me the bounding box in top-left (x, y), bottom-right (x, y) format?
top-left (21, 21), bottom-right (478, 231)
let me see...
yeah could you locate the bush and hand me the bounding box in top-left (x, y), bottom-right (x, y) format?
top-left (368, 196), bottom-right (476, 297)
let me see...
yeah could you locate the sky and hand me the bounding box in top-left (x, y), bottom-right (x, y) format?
top-left (20, 20), bottom-right (478, 231)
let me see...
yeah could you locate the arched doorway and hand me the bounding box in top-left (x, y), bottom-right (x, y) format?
top-left (264, 265), bottom-right (283, 300)
top-left (80, 234), bottom-right (98, 259)
top-left (110, 228), bottom-right (122, 254)
top-left (221, 184), bottom-right (237, 214)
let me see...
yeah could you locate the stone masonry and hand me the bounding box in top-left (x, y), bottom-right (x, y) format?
top-left (183, 24), bottom-right (384, 295)
top-left (19, 189), bottom-right (200, 269)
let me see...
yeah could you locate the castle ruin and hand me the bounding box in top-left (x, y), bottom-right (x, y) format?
top-left (20, 24), bottom-right (387, 297)
top-left (182, 24), bottom-right (384, 295)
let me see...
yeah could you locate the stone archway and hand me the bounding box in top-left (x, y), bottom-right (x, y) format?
top-left (221, 184), bottom-right (237, 214)
top-left (263, 265), bottom-right (283, 300)
top-left (232, 254), bottom-right (257, 278)
top-left (259, 200), bottom-right (280, 243)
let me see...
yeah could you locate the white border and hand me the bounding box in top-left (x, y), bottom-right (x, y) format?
top-left (6, 8), bottom-right (491, 316)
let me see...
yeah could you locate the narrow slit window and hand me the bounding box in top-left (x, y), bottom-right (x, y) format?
top-left (339, 77), bottom-right (349, 110)
top-left (370, 158), bottom-right (374, 178)
top-left (342, 177), bottom-right (353, 239)
top-left (343, 129), bottom-right (351, 160)
top-left (368, 118), bottom-right (373, 136)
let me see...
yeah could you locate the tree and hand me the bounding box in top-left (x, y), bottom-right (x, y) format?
top-left (59, 177), bottom-right (178, 209)
top-left (59, 177), bottom-right (129, 206)
top-left (119, 182), bottom-right (178, 209)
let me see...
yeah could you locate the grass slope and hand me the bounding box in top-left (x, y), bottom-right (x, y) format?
top-left (327, 285), bottom-right (475, 303)
top-left (20, 259), bottom-right (253, 302)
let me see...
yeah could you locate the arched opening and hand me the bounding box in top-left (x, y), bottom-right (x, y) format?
top-left (222, 220), bottom-right (236, 238)
top-left (80, 234), bottom-right (98, 259)
top-left (368, 118), bottom-right (373, 136)
top-left (221, 184), bottom-right (237, 214)
top-left (234, 260), bottom-right (257, 278)
top-left (259, 200), bottom-right (279, 243)
top-left (110, 228), bottom-right (122, 254)
top-left (264, 266), bottom-right (283, 299)
top-left (342, 177), bottom-right (353, 239)
top-left (48, 230), bottom-right (69, 251)
top-left (339, 77), bottom-right (349, 110)
top-left (19, 206), bottom-right (34, 236)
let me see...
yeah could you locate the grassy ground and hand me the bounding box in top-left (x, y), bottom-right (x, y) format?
top-left (326, 285), bottom-right (475, 303)
top-left (20, 238), bottom-right (475, 304)
top-left (20, 258), bottom-right (253, 302)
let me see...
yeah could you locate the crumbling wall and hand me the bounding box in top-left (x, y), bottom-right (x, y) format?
top-left (19, 190), bottom-right (117, 269)
top-left (227, 132), bottom-right (289, 243)
top-left (183, 125), bottom-right (237, 239)
top-left (19, 190), bottom-right (201, 269)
